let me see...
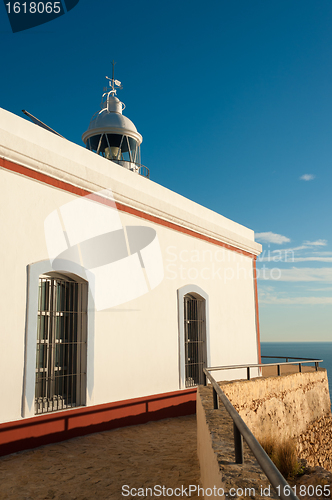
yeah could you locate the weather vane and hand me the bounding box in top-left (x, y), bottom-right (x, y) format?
top-left (104, 60), bottom-right (123, 95)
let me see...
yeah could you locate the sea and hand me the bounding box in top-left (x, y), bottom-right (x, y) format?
top-left (261, 342), bottom-right (332, 406)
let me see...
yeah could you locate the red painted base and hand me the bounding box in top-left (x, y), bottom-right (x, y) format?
top-left (0, 389), bottom-right (196, 457)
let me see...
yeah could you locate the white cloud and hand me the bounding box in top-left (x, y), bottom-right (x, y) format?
top-left (258, 281), bottom-right (332, 306)
top-left (255, 232), bottom-right (290, 244)
top-left (271, 245), bottom-right (307, 253)
top-left (259, 296), bottom-right (332, 305)
top-left (258, 285), bottom-right (275, 293)
top-left (307, 287), bottom-right (332, 292)
top-left (257, 267), bottom-right (332, 282)
top-left (291, 257), bottom-right (332, 263)
top-left (258, 285), bottom-right (332, 305)
top-left (303, 239), bottom-right (327, 246)
top-left (264, 240), bottom-right (329, 261)
top-left (259, 255), bottom-right (332, 263)
top-left (300, 174), bottom-right (315, 181)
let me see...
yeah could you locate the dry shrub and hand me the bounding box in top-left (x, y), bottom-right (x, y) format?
top-left (259, 435), bottom-right (276, 460)
top-left (260, 436), bottom-right (301, 479)
top-left (275, 439), bottom-right (301, 479)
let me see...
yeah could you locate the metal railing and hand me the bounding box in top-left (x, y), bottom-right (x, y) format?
top-left (202, 357), bottom-right (323, 500)
top-left (138, 164), bottom-right (150, 179)
top-left (261, 356), bottom-right (323, 376)
top-left (203, 367), bottom-right (298, 500)
top-left (207, 357), bottom-right (323, 381)
top-left (111, 159), bottom-right (150, 178)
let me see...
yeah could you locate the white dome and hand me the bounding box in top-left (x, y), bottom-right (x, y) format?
top-left (82, 94), bottom-right (142, 145)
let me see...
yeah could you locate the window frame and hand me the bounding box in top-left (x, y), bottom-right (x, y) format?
top-left (35, 273), bottom-right (88, 414)
top-left (23, 259), bottom-right (95, 418)
top-left (177, 285), bottom-right (210, 390)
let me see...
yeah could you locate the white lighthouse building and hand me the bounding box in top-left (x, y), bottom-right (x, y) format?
top-left (0, 70), bottom-right (261, 456)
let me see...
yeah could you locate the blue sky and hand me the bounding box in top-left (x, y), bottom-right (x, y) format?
top-left (1, 0), bottom-right (332, 341)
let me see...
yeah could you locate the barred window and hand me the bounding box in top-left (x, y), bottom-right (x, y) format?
top-left (184, 294), bottom-right (207, 387)
top-left (35, 274), bottom-right (88, 414)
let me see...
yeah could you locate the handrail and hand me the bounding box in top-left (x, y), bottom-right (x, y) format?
top-left (207, 358), bottom-right (323, 380)
top-left (111, 159), bottom-right (150, 178)
top-left (262, 356), bottom-right (320, 361)
top-left (203, 367), bottom-right (300, 500)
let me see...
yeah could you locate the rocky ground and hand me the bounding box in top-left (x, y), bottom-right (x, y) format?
top-left (290, 463), bottom-right (332, 500)
top-left (297, 415), bottom-right (332, 472)
top-left (0, 415), bottom-right (201, 500)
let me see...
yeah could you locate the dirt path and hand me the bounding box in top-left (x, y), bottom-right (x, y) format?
top-left (0, 415), bottom-right (200, 500)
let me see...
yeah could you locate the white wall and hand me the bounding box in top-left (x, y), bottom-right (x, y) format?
top-left (0, 108), bottom-right (261, 424)
top-left (0, 107), bottom-right (261, 257)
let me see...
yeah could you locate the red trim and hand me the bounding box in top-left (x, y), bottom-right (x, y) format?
top-left (0, 389), bottom-right (196, 457)
top-left (0, 157), bottom-right (91, 198)
top-left (253, 257), bottom-right (261, 363)
top-left (0, 157), bottom-right (256, 259)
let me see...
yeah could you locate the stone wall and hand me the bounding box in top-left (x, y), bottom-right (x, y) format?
top-left (297, 414), bottom-right (332, 471)
top-left (218, 369), bottom-right (331, 442)
top-left (217, 369), bottom-right (332, 471)
top-left (197, 381), bottom-right (332, 500)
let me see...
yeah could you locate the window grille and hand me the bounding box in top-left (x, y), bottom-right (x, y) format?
top-left (35, 276), bottom-right (87, 414)
top-left (184, 294), bottom-right (207, 387)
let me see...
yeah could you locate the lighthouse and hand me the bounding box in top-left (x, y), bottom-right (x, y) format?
top-left (0, 70), bottom-right (262, 456)
top-left (82, 65), bottom-right (149, 178)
